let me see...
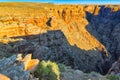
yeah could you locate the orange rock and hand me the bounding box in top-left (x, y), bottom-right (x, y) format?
top-left (26, 59), bottom-right (39, 73)
top-left (22, 54), bottom-right (39, 72)
top-left (0, 73), bottom-right (10, 80)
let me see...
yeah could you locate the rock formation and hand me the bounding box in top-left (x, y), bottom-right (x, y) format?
top-left (0, 54), bottom-right (39, 80)
top-left (0, 2), bottom-right (120, 76)
top-left (0, 3), bottom-right (107, 53)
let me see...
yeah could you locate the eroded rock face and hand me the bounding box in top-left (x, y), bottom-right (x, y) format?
top-left (0, 3), bottom-right (108, 53)
top-left (0, 54), bottom-right (29, 80)
top-left (0, 54), bottom-right (39, 80)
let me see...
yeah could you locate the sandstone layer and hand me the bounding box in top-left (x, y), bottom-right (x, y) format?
top-left (0, 3), bottom-right (108, 52)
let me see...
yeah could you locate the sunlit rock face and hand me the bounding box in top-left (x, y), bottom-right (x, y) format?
top-left (0, 3), bottom-right (120, 75)
top-left (0, 3), bottom-right (107, 52)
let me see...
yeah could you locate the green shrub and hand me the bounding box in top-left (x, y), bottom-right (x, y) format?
top-left (106, 75), bottom-right (120, 80)
top-left (34, 60), bottom-right (60, 80)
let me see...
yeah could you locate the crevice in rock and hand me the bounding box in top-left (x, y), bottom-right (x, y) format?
top-left (46, 17), bottom-right (52, 27)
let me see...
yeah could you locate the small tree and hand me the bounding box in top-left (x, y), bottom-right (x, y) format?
top-left (35, 60), bottom-right (60, 80)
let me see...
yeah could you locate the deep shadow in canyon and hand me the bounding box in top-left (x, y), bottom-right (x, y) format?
top-left (86, 5), bottom-right (120, 74)
top-left (0, 30), bottom-right (108, 75)
top-left (86, 6), bottom-right (120, 61)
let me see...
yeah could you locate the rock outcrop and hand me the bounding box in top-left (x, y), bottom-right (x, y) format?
top-left (0, 54), bottom-right (39, 80)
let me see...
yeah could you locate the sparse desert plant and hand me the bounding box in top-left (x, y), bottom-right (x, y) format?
top-left (34, 60), bottom-right (60, 80)
top-left (106, 75), bottom-right (120, 80)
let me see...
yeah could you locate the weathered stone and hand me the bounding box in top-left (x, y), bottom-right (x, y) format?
top-left (0, 73), bottom-right (10, 80)
top-left (0, 54), bottom-right (39, 80)
top-left (22, 54), bottom-right (39, 72)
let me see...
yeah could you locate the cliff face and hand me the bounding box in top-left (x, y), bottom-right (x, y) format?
top-left (0, 3), bottom-right (120, 74)
top-left (86, 6), bottom-right (120, 61)
top-left (0, 3), bottom-right (107, 52)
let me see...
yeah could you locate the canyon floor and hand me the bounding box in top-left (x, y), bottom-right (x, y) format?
top-left (0, 2), bottom-right (120, 80)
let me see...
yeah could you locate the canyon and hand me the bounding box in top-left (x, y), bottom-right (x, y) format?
top-left (0, 2), bottom-right (120, 80)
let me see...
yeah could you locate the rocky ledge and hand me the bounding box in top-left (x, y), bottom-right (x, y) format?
top-left (0, 54), bottom-right (109, 80)
top-left (0, 54), bottom-right (39, 80)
